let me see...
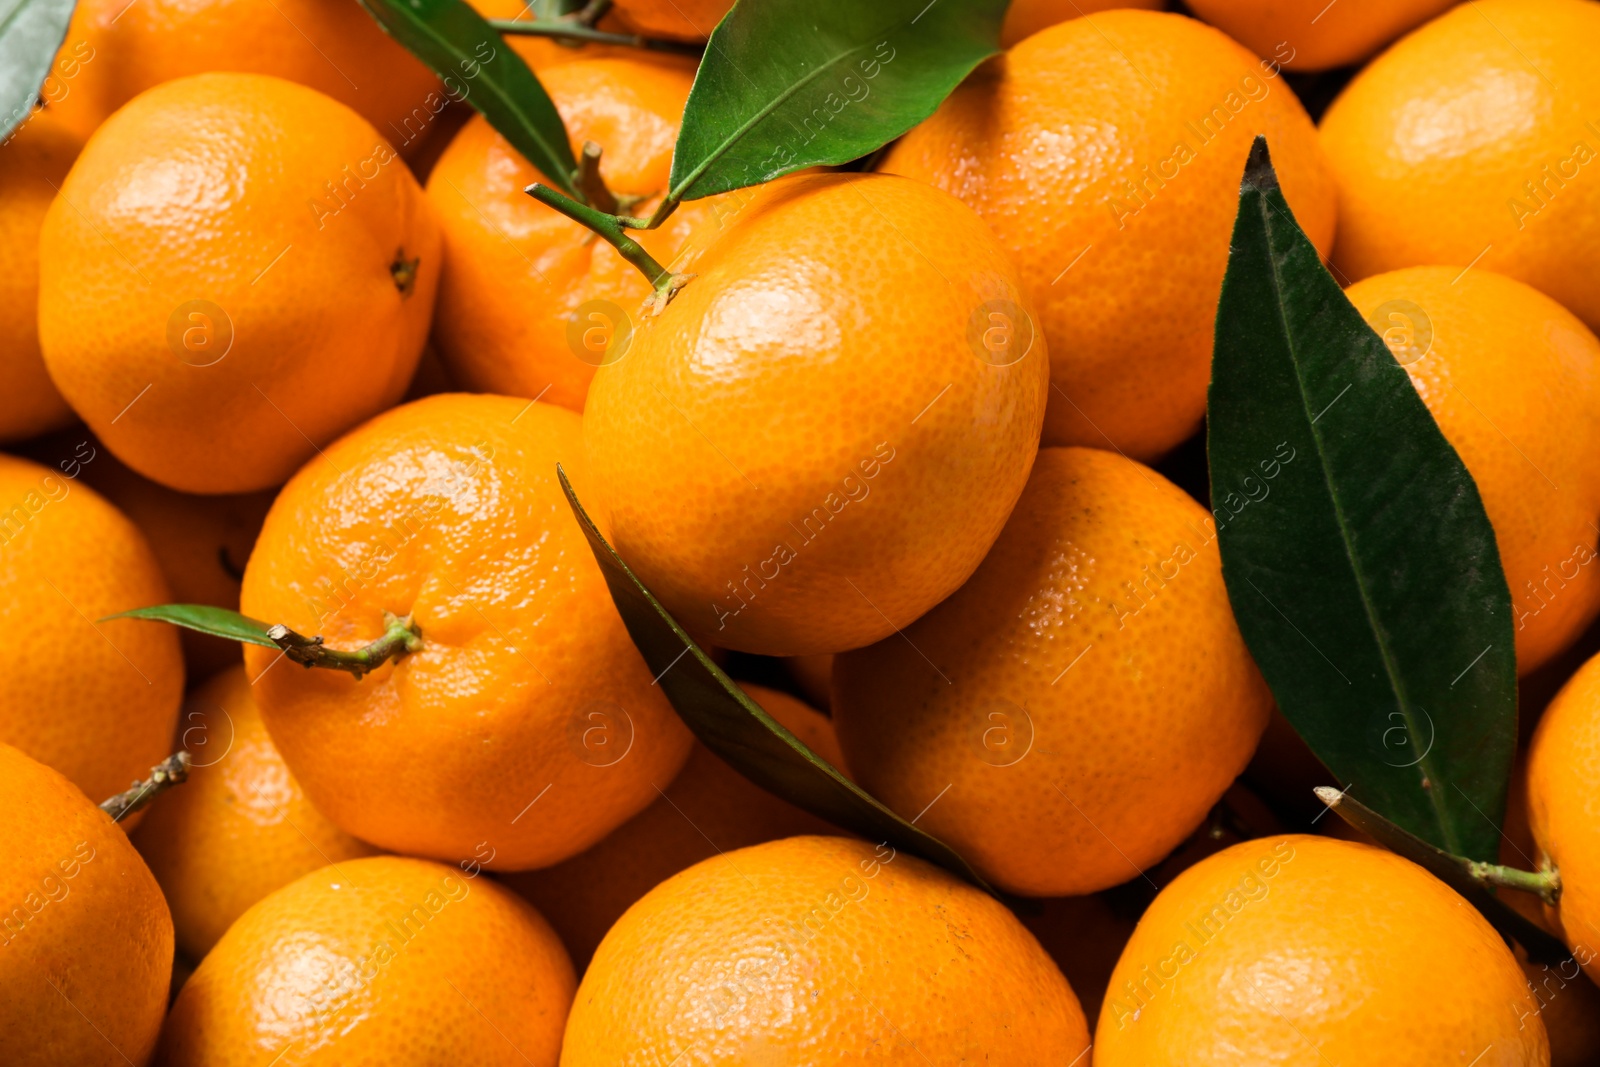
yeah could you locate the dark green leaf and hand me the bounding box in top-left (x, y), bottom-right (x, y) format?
top-left (1315, 787), bottom-right (1569, 965)
top-left (105, 604), bottom-right (280, 647)
top-left (666, 0), bottom-right (1006, 203)
top-left (558, 465), bottom-right (995, 893)
top-left (1208, 137), bottom-right (1516, 862)
top-left (1, 0), bottom-right (76, 141)
top-left (356, 0), bottom-right (579, 198)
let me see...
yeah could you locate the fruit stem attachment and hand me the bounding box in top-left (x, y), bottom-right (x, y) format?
top-left (615, 195), bottom-right (680, 232)
top-left (577, 141), bottom-right (619, 214)
top-left (267, 612), bottom-right (422, 680)
top-left (1467, 861), bottom-right (1563, 906)
top-left (573, 142), bottom-right (645, 217)
top-left (526, 181), bottom-right (690, 309)
top-left (487, 17), bottom-right (702, 56)
top-left (100, 751), bottom-right (191, 822)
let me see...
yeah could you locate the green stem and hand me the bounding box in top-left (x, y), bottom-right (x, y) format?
top-left (487, 17), bottom-right (702, 56)
top-left (526, 182), bottom-right (689, 307)
top-left (268, 612), bottom-right (422, 680)
top-left (616, 196), bottom-right (680, 232)
top-left (100, 751), bottom-right (191, 821)
top-left (1468, 861), bottom-right (1563, 906)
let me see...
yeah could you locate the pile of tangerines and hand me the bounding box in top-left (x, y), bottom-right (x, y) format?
top-left (4, 0), bottom-right (1600, 1063)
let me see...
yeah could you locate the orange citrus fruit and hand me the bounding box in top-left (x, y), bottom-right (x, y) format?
top-left (131, 666), bottom-right (382, 960)
top-left (583, 171), bottom-right (1049, 656)
top-left (0, 743), bottom-right (172, 1067)
top-left (1187, 0), bottom-right (1456, 72)
top-left (562, 835), bottom-right (1091, 1064)
top-left (882, 9), bottom-right (1336, 460)
top-left (1095, 835), bottom-right (1549, 1064)
top-left (834, 446), bottom-right (1272, 896)
top-left (1528, 650), bottom-right (1600, 985)
top-left (1320, 0), bottom-right (1600, 334)
top-left (502, 682), bottom-right (846, 967)
top-left (1345, 266), bottom-right (1600, 675)
top-left (159, 854), bottom-right (575, 1065)
top-left (73, 441), bottom-right (275, 678)
top-left (428, 56), bottom-right (715, 410)
top-left (48, 0), bottom-right (443, 150)
top-left (38, 72), bottom-right (440, 495)
top-left (0, 109), bottom-right (79, 442)
top-left (0, 451), bottom-right (183, 809)
top-left (1001, 0), bottom-right (1161, 46)
top-left (1501, 757), bottom-right (1600, 1067)
top-left (240, 393), bottom-right (693, 869)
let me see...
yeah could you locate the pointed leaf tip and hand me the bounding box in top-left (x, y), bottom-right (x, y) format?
top-left (1242, 135), bottom-right (1278, 193)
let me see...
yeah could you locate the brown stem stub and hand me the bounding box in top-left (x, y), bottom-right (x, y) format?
top-left (643, 272), bottom-right (695, 316)
top-left (571, 0), bottom-right (611, 27)
top-left (391, 249), bottom-right (421, 296)
top-left (577, 141), bottom-right (620, 216)
top-left (101, 751), bottom-right (192, 822)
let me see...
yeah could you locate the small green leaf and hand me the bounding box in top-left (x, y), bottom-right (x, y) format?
top-left (105, 604), bottom-right (280, 648)
top-left (356, 0), bottom-right (579, 198)
top-left (1, 0), bottom-right (77, 141)
top-left (666, 0), bottom-right (1006, 203)
top-left (1315, 787), bottom-right (1569, 965)
top-left (1209, 137), bottom-right (1517, 863)
top-left (558, 465), bottom-right (994, 893)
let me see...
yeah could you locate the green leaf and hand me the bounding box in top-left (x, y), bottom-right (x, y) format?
top-left (1, 0), bottom-right (77, 141)
top-left (1315, 787), bottom-right (1570, 965)
top-left (356, 0), bottom-right (579, 198)
top-left (666, 0), bottom-right (1006, 203)
top-left (1208, 137), bottom-right (1517, 863)
top-left (105, 604), bottom-right (280, 648)
top-left (558, 465), bottom-right (995, 893)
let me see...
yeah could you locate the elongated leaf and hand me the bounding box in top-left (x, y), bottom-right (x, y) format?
top-left (1208, 138), bottom-right (1516, 862)
top-left (106, 604), bottom-right (279, 647)
top-left (1, 0), bottom-right (76, 141)
top-left (357, 0), bottom-right (578, 198)
top-left (667, 0), bottom-right (1006, 202)
top-left (558, 466), bottom-right (993, 892)
top-left (1315, 787), bottom-right (1569, 965)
